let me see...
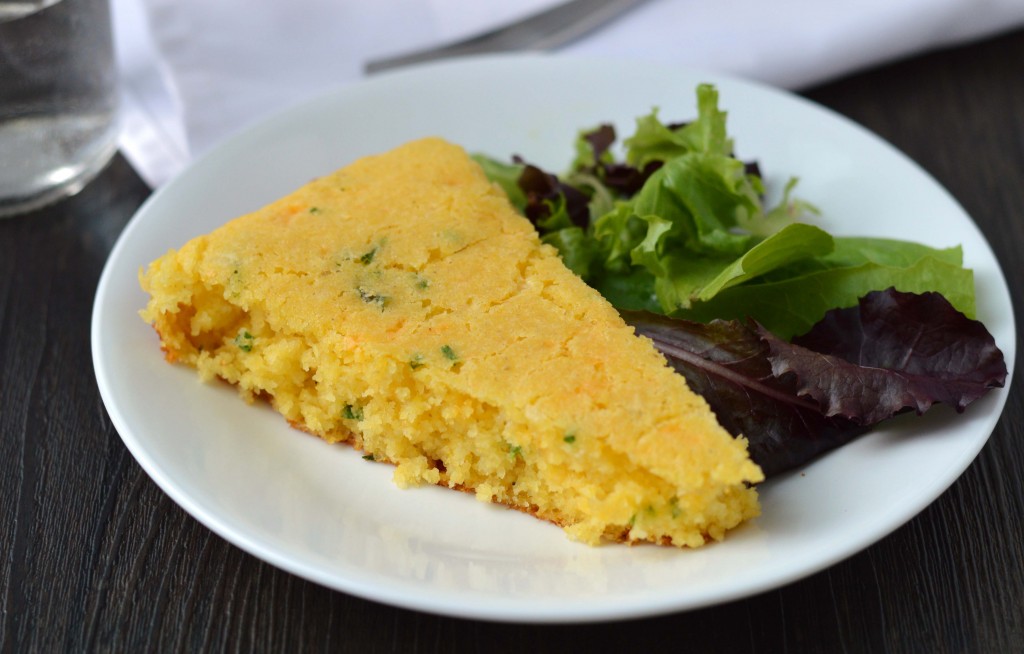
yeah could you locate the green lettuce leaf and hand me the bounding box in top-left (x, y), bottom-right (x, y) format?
top-left (696, 223), bottom-right (835, 301)
top-left (647, 224), bottom-right (833, 313)
top-left (624, 84), bottom-right (733, 167)
top-left (640, 152), bottom-right (760, 254)
top-left (825, 237), bottom-right (963, 268)
top-left (676, 255), bottom-right (975, 339)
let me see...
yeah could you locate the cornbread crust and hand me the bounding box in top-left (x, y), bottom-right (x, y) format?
top-left (140, 137), bottom-right (763, 547)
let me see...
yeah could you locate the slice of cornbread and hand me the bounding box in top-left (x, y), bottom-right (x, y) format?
top-left (140, 137), bottom-right (763, 547)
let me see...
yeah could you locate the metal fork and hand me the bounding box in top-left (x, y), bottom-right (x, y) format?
top-left (363, 0), bottom-right (651, 74)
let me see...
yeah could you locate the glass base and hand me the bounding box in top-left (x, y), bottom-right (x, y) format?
top-left (0, 134), bottom-right (118, 218)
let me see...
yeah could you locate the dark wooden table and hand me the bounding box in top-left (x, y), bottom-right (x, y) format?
top-left (3, 27), bottom-right (1023, 653)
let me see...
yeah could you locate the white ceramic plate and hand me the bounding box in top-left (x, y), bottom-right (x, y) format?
top-left (92, 55), bottom-right (1015, 623)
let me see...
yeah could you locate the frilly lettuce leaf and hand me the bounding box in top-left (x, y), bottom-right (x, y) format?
top-left (625, 84), bottom-right (733, 166)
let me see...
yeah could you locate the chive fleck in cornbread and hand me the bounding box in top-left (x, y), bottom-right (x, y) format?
top-left (139, 137), bottom-right (763, 546)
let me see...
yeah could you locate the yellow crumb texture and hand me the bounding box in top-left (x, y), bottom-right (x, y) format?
top-left (139, 137), bottom-right (763, 547)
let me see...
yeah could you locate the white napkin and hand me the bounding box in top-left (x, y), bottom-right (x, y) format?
top-left (112, 0), bottom-right (1024, 188)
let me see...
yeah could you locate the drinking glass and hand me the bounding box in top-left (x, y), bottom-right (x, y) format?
top-left (0, 0), bottom-right (119, 217)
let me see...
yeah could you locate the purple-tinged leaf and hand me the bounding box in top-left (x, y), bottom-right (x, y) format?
top-left (514, 157), bottom-right (591, 229)
top-left (583, 124), bottom-right (616, 162)
top-left (763, 288), bottom-right (1007, 425)
top-left (602, 160), bottom-right (663, 196)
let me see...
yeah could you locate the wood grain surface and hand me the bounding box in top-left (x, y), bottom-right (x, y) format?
top-left (2, 27), bottom-right (1022, 654)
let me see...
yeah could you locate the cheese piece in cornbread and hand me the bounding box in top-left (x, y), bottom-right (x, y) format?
top-left (139, 137), bottom-right (763, 547)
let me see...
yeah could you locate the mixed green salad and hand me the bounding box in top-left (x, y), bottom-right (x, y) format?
top-left (475, 85), bottom-right (1005, 477)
